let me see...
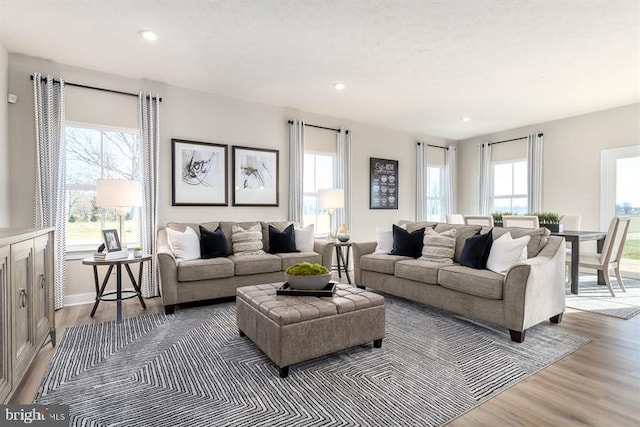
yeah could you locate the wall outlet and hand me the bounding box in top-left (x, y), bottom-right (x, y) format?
top-left (7, 94), bottom-right (17, 104)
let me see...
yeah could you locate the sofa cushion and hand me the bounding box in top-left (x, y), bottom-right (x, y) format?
top-left (177, 257), bottom-right (234, 282)
top-left (395, 259), bottom-right (444, 285)
top-left (166, 226), bottom-right (200, 261)
top-left (397, 220), bottom-right (438, 233)
top-left (219, 221), bottom-right (262, 255)
top-left (390, 224), bottom-right (425, 258)
top-left (228, 253), bottom-right (281, 275)
top-left (360, 253), bottom-right (412, 274)
top-left (168, 221), bottom-right (219, 236)
top-left (438, 266), bottom-right (505, 300)
top-left (268, 224), bottom-right (299, 254)
top-left (486, 232), bottom-right (530, 274)
top-left (261, 221), bottom-right (295, 252)
top-left (199, 225), bottom-right (228, 259)
top-left (434, 224), bottom-right (482, 262)
top-left (460, 230), bottom-right (493, 269)
top-left (277, 251), bottom-right (322, 270)
top-left (420, 228), bottom-right (456, 264)
top-left (294, 224), bottom-right (314, 252)
top-left (375, 224), bottom-right (406, 253)
top-left (231, 223), bottom-right (265, 255)
top-left (492, 227), bottom-right (550, 258)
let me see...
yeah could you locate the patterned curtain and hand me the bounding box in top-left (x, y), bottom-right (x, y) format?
top-left (478, 142), bottom-right (492, 215)
top-left (527, 133), bottom-right (543, 213)
top-left (334, 129), bottom-right (351, 231)
top-left (138, 92), bottom-right (160, 297)
top-left (416, 142), bottom-right (426, 221)
top-left (288, 120), bottom-right (305, 225)
top-left (33, 73), bottom-right (66, 310)
top-left (443, 146), bottom-right (457, 218)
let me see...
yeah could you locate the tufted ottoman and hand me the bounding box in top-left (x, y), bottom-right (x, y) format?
top-left (236, 283), bottom-right (385, 378)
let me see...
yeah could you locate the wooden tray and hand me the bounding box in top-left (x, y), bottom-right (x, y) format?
top-left (277, 282), bottom-right (336, 297)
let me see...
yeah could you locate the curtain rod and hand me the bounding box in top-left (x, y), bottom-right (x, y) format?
top-left (30, 75), bottom-right (163, 102)
top-left (288, 120), bottom-right (348, 134)
top-left (489, 133), bottom-right (543, 146)
top-left (417, 141), bottom-right (450, 150)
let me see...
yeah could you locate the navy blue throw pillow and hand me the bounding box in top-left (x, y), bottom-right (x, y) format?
top-left (199, 225), bottom-right (229, 259)
top-left (459, 230), bottom-right (494, 269)
top-left (268, 224), bottom-right (299, 254)
top-left (390, 224), bottom-right (425, 258)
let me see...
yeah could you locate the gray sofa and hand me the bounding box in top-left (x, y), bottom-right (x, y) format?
top-left (353, 221), bottom-right (566, 342)
top-left (157, 221), bottom-right (334, 314)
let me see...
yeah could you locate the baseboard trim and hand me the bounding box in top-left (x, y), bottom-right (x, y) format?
top-left (65, 292), bottom-right (95, 306)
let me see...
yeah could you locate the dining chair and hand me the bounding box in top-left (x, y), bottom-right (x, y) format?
top-left (576, 216), bottom-right (631, 297)
top-left (463, 215), bottom-right (494, 227)
top-left (502, 215), bottom-right (540, 228)
top-left (559, 214), bottom-right (582, 231)
top-left (446, 214), bottom-right (465, 224)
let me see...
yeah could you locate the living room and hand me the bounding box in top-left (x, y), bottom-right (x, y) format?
top-left (0, 1), bottom-right (639, 426)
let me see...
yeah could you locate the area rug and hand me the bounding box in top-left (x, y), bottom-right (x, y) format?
top-left (35, 295), bottom-right (588, 427)
top-left (565, 276), bottom-right (640, 319)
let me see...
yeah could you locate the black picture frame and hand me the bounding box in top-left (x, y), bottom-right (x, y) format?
top-left (232, 146), bottom-right (279, 206)
top-left (171, 139), bottom-right (228, 206)
top-left (102, 229), bottom-right (121, 252)
top-left (370, 157), bottom-right (398, 209)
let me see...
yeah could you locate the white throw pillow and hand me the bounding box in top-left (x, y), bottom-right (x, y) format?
top-left (295, 224), bottom-right (314, 252)
top-left (166, 226), bottom-right (200, 261)
top-left (375, 224), bottom-right (407, 254)
top-left (486, 232), bottom-right (530, 275)
top-left (231, 223), bottom-right (265, 255)
top-left (420, 228), bottom-right (456, 264)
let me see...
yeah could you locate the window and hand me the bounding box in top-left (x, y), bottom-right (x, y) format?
top-left (425, 166), bottom-right (444, 221)
top-left (65, 123), bottom-right (140, 249)
top-left (492, 160), bottom-right (527, 213)
top-left (303, 152), bottom-right (334, 235)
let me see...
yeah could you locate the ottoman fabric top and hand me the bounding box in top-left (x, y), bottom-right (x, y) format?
top-left (236, 283), bottom-right (384, 326)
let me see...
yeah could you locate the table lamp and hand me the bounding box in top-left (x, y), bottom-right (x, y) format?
top-left (96, 179), bottom-right (142, 249)
top-left (318, 188), bottom-right (344, 239)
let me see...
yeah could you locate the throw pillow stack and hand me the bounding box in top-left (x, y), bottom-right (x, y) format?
top-left (420, 228), bottom-right (456, 264)
top-left (231, 223), bottom-right (265, 255)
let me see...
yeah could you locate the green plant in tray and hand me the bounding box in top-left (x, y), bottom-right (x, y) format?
top-left (285, 262), bottom-right (329, 276)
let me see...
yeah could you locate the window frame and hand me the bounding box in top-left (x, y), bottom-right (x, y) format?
top-left (303, 150), bottom-right (336, 237)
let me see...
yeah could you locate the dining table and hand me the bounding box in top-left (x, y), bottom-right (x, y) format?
top-left (550, 230), bottom-right (607, 294)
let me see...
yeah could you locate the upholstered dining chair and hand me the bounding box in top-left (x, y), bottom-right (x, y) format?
top-left (559, 214), bottom-right (582, 231)
top-left (576, 216), bottom-right (631, 297)
top-left (502, 215), bottom-right (540, 228)
top-left (446, 214), bottom-right (465, 224)
top-left (463, 215), bottom-right (494, 227)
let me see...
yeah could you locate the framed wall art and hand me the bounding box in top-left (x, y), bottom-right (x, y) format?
top-left (171, 139), bottom-right (228, 206)
top-left (370, 157), bottom-right (398, 209)
top-left (232, 146), bottom-right (279, 206)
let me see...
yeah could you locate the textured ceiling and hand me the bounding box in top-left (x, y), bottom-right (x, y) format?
top-left (0, 0), bottom-right (638, 139)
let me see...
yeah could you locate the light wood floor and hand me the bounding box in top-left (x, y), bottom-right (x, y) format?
top-left (10, 293), bottom-right (640, 426)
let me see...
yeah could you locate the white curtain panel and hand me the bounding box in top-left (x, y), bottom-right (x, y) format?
top-left (444, 146), bottom-right (457, 218)
top-left (527, 133), bottom-right (543, 213)
top-left (415, 142), bottom-right (426, 221)
top-left (334, 129), bottom-right (351, 231)
top-left (138, 92), bottom-right (161, 298)
top-left (478, 142), bottom-right (492, 215)
top-left (288, 119), bottom-right (305, 225)
top-left (33, 73), bottom-right (66, 310)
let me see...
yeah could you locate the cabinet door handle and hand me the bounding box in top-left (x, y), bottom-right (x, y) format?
top-left (39, 273), bottom-right (45, 289)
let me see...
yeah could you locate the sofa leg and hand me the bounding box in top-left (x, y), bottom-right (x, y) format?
top-left (356, 285), bottom-right (366, 290)
top-left (550, 313), bottom-right (563, 324)
top-left (239, 329), bottom-right (245, 337)
top-left (164, 304), bottom-right (176, 315)
top-left (373, 338), bottom-right (382, 348)
top-left (279, 366), bottom-right (289, 378)
top-left (509, 329), bottom-right (526, 343)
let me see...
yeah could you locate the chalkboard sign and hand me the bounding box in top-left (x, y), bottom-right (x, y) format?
top-left (370, 158), bottom-right (398, 209)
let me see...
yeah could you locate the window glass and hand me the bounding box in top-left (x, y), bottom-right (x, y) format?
top-left (65, 123), bottom-right (140, 249)
top-left (303, 152), bottom-right (334, 235)
top-left (425, 166), bottom-right (444, 221)
top-left (492, 160), bottom-right (527, 213)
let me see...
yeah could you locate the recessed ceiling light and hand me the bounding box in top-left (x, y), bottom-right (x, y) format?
top-left (461, 117), bottom-right (471, 122)
top-left (334, 82), bottom-right (345, 91)
top-left (139, 30), bottom-right (158, 41)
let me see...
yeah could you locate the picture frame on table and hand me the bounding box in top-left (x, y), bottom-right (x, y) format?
top-left (171, 139), bottom-right (228, 206)
top-left (232, 146), bottom-right (279, 206)
top-left (102, 229), bottom-right (121, 252)
top-left (370, 157), bottom-right (398, 209)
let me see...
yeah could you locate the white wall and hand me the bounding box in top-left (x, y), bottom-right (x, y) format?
top-left (0, 42), bottom-right (8, 226)
top-left (457, 103), bottom-right (640, 232)
top-left (7, 53), bottom-right (453, 303)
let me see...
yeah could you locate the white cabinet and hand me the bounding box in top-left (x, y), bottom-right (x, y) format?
top-left (0, 228), bottom-right (55, 403)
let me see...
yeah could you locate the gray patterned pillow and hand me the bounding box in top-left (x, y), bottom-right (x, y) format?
top-left (420, 228), bottom-right (456, 264)
top-left (231, 223), bottom-right (265, 255)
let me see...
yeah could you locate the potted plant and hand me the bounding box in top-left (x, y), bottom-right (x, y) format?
top-left (284, 262), bottom-right (331, 290)
top-left (532, 212), bottom-right (563, 232)
top-left (491, 211), bottom-right (513, 227)
top-left (133, 246), bottom-right (143, 258)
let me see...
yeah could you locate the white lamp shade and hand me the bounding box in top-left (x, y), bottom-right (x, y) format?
top-left (96, 179), bottom-right (142, 208)
top-left (318, 188), bottom-right (344, 210)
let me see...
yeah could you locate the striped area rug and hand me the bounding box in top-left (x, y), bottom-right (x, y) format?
top-left (565, 276), bottom-right (640, 319)
top-left (36, 294), bottom-right (588, 426)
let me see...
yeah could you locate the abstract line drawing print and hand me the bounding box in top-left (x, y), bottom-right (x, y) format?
top-left (182, 149), bottom-right (218, 187)
top-left (240, 154), bottom-right (273, 190)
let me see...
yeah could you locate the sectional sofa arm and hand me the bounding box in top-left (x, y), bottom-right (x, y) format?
top-left (314, 240), bottom-right (335, 270)
top-left (156, 229), bottom-right (179, 308)
top-left (352, 241), bottom-right (377, 286)
top-left (503, 236), bottom-right (566, 331)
